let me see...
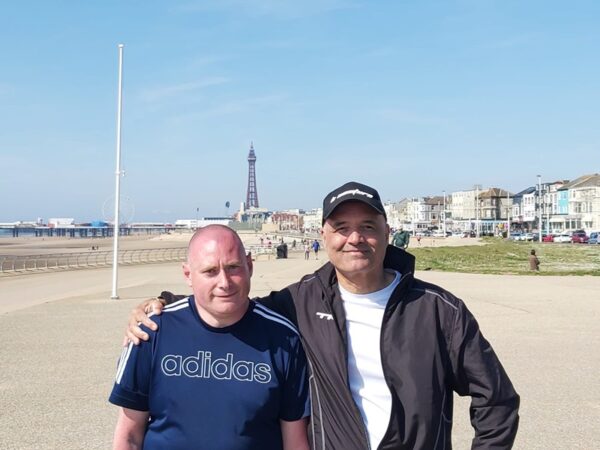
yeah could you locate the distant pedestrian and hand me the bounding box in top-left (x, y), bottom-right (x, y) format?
top-left (391, 228), bottom-right (410, 250)
top-left (416, 235), bottom-right (421, 245)
top-left (529, 249), bottom-right (540, 271)
top-left (311, 239), bottom-right (320, 260)
top-left (304, 243), bottom-right (310, 260)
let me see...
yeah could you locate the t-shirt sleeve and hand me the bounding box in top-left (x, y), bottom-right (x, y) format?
top-left (280, 336), bottom-right (311, 421)
top-left (108, 324), bottom-right (155, 411)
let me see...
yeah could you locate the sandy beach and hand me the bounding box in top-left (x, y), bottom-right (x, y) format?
top-left (0, 234), bottom-right (598, 449)
top-left (0, 230), bottom-right (481, 257)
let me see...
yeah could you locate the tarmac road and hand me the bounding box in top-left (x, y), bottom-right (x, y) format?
top-left (0, 252), bottom-right (598, 449)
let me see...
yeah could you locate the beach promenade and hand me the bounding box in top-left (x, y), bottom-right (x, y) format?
top-left (1, 242), bottom-right (599, 449)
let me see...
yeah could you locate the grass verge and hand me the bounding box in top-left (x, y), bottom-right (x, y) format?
top-left (408, 238), bottom-right (600, 275)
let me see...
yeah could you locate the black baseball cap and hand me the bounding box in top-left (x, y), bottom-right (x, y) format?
top-left (322, 181), bottom-right (387, 224)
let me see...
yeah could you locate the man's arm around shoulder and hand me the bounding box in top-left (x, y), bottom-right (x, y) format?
top-left (255, 287), bottom-right (297, 323)
top-left (124, 292), bottom-right (186, 345)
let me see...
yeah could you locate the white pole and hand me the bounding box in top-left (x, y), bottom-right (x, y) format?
top-left (475, 185), bottom-right (480, 238)
top-left (111, 44), bottom-right (125, 300)
top-left (546, 192), bottom-right (551, 235)
top-left (442, 190), bottom-right (446, 235)
top-left (538, 175), bottom-right (544, 242)
top-left (507, 189), bottom-right (511, 238)
top-left (411, 200), bottom-right (414, 236)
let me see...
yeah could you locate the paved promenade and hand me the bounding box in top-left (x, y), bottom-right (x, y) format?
top-left (0, 252), bottom-right (598, 449)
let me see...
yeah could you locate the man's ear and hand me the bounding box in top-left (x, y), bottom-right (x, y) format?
top-left (182, 262), bottom-right (193, 288)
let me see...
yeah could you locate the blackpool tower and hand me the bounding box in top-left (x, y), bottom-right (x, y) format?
top-left (246, 142), bottom-right (259, 208)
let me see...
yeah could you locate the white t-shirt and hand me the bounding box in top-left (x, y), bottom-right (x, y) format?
top-left (339, 270), bottom-right (401, 450)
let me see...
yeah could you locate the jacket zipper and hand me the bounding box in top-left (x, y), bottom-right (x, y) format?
top-left (377, 271), bottom-right (413, 449)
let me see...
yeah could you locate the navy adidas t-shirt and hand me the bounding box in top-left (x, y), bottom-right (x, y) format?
top-left (109, 297), bottom-right (310, 450)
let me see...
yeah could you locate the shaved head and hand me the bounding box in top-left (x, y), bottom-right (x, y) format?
top-left (187, 225), bottom-right (247, 264)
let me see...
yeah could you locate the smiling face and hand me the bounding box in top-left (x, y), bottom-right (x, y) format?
top-left (321, 201), bottom-right (390, 293)
top-left (182, 226), bottom-right (253, 327)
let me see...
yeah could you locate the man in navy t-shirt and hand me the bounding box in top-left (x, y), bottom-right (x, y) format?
top-left (109, 225), bottom-right (310, 450)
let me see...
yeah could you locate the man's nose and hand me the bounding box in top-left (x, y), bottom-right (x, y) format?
top-left (347, 230), bottom-right (364, 244)
top-left (217, 270), bottom-right (231, 289)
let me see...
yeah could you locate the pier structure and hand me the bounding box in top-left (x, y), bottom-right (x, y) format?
top-left (0, 225), bottom-right (174, 238)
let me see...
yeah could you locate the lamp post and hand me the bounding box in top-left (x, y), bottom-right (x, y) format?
top-left (111, 43), bottom-right (125, 300)
top-left (412, 198), bottom-right (417, 236)
top-left (537, 175), bottom-right (543, 242)
top-left (474, 184), bottom-right (481, 238)
top-left (442, 190), bottom-right (446, 235)
top-left (546, 192), bottom-right (551, 236)
top-left (506, 189), bottom-right (511, 238)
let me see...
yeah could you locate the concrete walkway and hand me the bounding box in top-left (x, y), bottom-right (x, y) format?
top-left (0, 253), bottom-right (598, 449)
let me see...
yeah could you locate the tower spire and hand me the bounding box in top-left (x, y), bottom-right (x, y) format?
top-left (246, 143), bottom-right (259, 208)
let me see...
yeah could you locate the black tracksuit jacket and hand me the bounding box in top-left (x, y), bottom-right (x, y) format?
top-left (163, 245), bottom-right (520, 449)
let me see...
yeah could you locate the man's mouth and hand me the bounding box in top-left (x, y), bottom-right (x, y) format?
top-left (215, 292), bottom-right (239, 299)
top-left (343, 248), bottom-right (368, 254)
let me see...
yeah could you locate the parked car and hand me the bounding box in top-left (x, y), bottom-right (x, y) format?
top-left (542, 234), bottom-right (554, 242)
top-left (588, 232), bottom-right (600, 244)
top-left (571, 231), bottom-right (589, 244)
top-left (523, 232), bottom-right (535, 241)
top-left (553, 233), bottom-right (572, 243)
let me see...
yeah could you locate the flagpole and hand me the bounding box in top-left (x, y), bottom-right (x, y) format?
top-left (111, 43), bottom-right (124, 299)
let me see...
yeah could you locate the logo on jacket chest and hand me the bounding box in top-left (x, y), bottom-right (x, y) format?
top-left (316, 312), bottom-right (334, 320)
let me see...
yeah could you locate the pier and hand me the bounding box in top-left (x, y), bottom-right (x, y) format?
top-left (0, 224), bottom-right (175, 238)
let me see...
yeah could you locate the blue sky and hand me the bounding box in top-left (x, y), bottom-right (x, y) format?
top-left (2, 0), bottom-right (600, 222)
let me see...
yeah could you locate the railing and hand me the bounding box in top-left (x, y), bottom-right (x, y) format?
top-left (0, 248), bottom-right (188, 274)
top-left (0, 237), bottom-right (322, 275)
top-left (245, 244), bottom-right (277, 256)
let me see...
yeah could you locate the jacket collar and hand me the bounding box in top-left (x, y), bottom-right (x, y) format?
top-left (311, 245), bottom-right (416, 345)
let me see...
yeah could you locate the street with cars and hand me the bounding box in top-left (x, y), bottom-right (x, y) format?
top-left (508, 229), bottom-right (598, 244)
top-left (394, 228), bottom-right (600, 244)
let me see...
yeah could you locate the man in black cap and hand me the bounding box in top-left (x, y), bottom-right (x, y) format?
top-left (124, 181), bottom-right (520, 450)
